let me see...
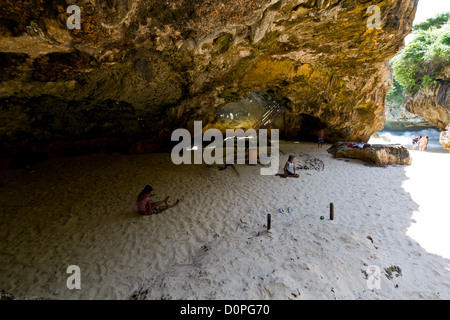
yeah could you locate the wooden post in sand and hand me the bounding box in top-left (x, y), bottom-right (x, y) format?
top-left (267, 214), bottom-right (271, 230)
top-left (330, 203), bottom-right (334, 220)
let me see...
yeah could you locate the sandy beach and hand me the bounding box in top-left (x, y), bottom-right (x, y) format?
top-left (1, 142), bottom-right (449, 300)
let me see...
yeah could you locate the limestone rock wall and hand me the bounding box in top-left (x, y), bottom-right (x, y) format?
top-left (403, 79), bottom-right (450, 131)
top-left (0, 0), bottom-right (418, 155)
top-left (440, 124), bottom-right (450, 152)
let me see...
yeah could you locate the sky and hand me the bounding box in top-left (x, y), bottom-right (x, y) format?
top-left (405, 0), bottom-right (450, 44)
top-left (413, 0), bottom-right (450, 24)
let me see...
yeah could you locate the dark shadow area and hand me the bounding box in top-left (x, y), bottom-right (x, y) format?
top-left (0, 18), bottom-right (21, 37)
top-left (0, 95), bottom-right (181, 169)
top-left (296, 113), bottom-right (328, 142)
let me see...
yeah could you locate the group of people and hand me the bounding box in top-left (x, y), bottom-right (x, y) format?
top-left (138, 154), bottom-right (301, 215)
top-left (136, 129), bottom-right (328, 214)
top-left (138, 153), bottom-right (301, 215)
top-left (412, 135), bottom-right (429, 151)
top-left (136, 130), bottom-right (433, 215)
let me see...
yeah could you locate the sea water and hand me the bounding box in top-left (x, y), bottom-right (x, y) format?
top-left (368, 128), bottom-right (445, 152)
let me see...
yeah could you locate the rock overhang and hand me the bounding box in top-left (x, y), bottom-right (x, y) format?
top-left (0, 0), bottom-right (419, 155)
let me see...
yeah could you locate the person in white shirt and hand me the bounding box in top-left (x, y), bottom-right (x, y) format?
top-left (276, 155), bottom-right (299, 178)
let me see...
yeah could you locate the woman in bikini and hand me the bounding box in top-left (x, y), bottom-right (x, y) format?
top-left (137, 185), bottom-right (180, 215)
top-left (419, 136), bottom-right (428, 151)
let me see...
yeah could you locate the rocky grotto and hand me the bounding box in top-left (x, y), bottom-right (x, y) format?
top-left (0, 0), bottom-right (448, 164)
top-left (3, 1), bottom-right (450, 303)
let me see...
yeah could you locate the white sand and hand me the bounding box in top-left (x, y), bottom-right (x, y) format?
top-left (0, 142), bottom-right (449, 300)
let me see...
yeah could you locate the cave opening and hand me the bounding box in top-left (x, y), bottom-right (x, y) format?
top-left (296, 114), bottom-right (328, 142)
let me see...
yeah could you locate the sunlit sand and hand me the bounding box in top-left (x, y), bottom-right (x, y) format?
top-left (1, 142), bottom-right (449, 299)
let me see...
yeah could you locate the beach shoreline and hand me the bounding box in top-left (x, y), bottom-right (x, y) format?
top-left (1, 142), bottom-right (449, 300)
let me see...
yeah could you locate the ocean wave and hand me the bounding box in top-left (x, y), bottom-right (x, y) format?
top-left (369, 128), bottom-right (443, 150)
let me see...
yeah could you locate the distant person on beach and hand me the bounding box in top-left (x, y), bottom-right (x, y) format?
top-left (412, 135), bottom-right (419, 151)
top-left (417, 136), bottom-right (423, 151)
top-left (276, 155), bottom-right (299, 178)
top-left (137, 185), bottom-right (180, 215)
top-left (318, 129), bottom-right (325, 148)
top-left (425, 136), bottom-right (429, 151)
top-left (419, 136), bottom-right (428, 152)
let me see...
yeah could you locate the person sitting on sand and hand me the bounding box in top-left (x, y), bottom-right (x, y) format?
top-left (276, 155), bottom-right (299, 178)
top-left (137, 185), bottom-right (180, 215)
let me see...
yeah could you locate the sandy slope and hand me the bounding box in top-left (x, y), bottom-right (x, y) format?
top-left (0, 142), bottom-right (449, 300)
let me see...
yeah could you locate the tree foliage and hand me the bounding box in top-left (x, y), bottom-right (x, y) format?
top-left (390, 12), bottom-right (449, 96)
top-left (386, 78), bottom-right (405, 106)
top-left (412, 12), bottom-right (450, 32)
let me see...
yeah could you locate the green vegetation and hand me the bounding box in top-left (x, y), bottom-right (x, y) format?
top-left (412, 12), bottom-right (450, 32)
top-left (387, 12), bottom-right (449, 104)
top-left (386, 78), bottom-right (405, 107)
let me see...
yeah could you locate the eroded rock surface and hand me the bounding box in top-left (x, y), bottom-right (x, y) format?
top-left (0, 0), bottom-right (418, 156)
top-left (327, 141), bottom-right (411, 165)
top-left (402, 67), bottom-right (450, 151)
top-left (403, 79), bottom-right (450, 131)
top-left (440, 124), bottom-right (450, 152)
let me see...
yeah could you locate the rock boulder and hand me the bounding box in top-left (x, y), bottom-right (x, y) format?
top-left (440, 124), bottom-right (450, 152)
top-left (327, 142), bottom-right (411, 166)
